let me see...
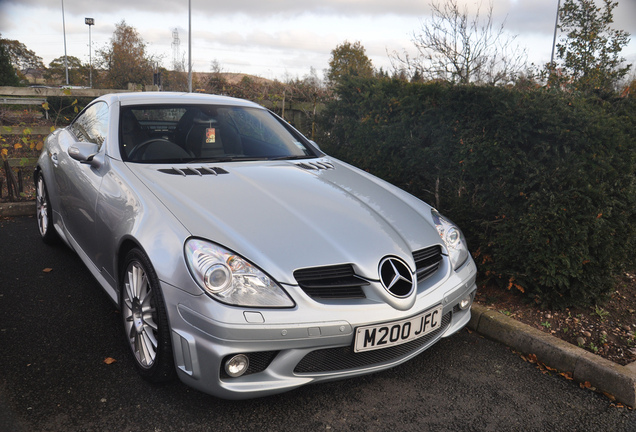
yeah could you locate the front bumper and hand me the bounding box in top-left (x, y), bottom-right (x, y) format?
top-left (162, 259), bottom-right (477, 399)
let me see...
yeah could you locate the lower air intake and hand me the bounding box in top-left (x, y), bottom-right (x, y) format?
top-left (294, 312), bottom-right (451, 374)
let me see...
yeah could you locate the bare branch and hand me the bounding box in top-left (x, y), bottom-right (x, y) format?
top-left (390, 0), bottom-right (526, 85)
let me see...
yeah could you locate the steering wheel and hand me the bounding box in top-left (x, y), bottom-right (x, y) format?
top-left (128, 138), bottom-right (175, 160)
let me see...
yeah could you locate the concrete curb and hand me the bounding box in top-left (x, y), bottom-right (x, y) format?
top-left (0, 201), bottom-right (35, 218)
top-left (3, 202), bottom-right (635, 406)
top-left (469, 303), bottom-right (636, 407)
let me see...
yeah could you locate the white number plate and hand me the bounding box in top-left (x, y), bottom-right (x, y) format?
top-left (354, 306), bottom-right (443, 353)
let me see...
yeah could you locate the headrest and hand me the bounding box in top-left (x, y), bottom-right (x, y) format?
top-left (192, 114), bottom-right (217, 125)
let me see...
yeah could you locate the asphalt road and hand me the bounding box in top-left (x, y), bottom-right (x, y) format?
top-left (1, 216), bottom-right (635, 432)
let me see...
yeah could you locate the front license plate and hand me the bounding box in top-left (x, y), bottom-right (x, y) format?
top-left (354, 305), bottom-right (443, 353)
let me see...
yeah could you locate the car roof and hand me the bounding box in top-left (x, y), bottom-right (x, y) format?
top-left (97, 91), bottom-right (263, 109)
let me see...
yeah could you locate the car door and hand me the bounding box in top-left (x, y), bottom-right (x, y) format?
top-left (55, 101), bottom-right (109, 258)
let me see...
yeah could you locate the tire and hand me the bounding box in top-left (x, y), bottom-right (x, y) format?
top-left (120, 248), bottom-right (176, 383)
top-left (35, 173), bottom-right (58, 244)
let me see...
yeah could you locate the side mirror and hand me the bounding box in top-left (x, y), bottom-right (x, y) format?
top-left (69, 142), bottom-right (101, 168)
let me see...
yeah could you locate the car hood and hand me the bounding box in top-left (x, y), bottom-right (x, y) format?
top-left (129, 158), bottom-right (442, 285)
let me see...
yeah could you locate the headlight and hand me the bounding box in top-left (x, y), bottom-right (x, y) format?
top-left (432, 209), bottom-right (469, 270)
top-left (185, 239), bottom-right (294, 307)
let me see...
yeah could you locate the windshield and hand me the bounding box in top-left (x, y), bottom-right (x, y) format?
top-left (119, 104), bottom-right (317, 163)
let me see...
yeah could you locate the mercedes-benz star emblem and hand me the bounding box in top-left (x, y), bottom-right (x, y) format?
top-left (379, 257), bottom-right (415, 298)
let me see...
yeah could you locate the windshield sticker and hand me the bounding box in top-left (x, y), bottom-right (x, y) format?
top-left (206, 128), bottom-right (216, 143)
top-left (293, 141), bottom-right (304, 150)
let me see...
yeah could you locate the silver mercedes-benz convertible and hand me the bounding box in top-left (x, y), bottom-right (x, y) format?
top-left (35, 92), bottom-right (477, 399)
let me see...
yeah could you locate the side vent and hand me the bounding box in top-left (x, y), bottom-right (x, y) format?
top-left (295, 161), bottom-right (335, 171)
top-left (158, 166), bottom-right (229, 177)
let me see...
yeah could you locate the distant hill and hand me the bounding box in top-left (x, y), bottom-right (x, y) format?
top-left (193, 71), bottom-right (275, 85)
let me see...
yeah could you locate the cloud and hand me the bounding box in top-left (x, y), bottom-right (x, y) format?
top-left (1, 0), bottom-right (633, 80)
top-left (3, 0), bottom-right (431, 18)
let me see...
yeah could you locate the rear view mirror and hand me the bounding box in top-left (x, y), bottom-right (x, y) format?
top-left (69, 142), bottom-right (101, 168)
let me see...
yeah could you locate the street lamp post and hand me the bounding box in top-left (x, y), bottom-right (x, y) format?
top-left (550, 0), bottom-right (562, 65)
top-left (85, 18), bottom-right (94, 88)
top-left (188, 0), bottom-right (192, 93)
top-left (61, 0), bottom-right (69, 85)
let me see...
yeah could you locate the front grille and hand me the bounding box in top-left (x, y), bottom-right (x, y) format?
top-left (220, 351), bottom-right (278, 379)
top-left (294, 264), bottom-right (368, 299)
top-left (294, 312), bottom-right (451, 374)
top-left (413, 245), bottom-right (443, 281)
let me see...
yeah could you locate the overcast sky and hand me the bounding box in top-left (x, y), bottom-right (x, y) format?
top-left (1, 0), bottom-right (634, 82)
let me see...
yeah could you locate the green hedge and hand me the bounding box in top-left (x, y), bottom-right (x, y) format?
top-left (317, 77), bottom-right (636, 308)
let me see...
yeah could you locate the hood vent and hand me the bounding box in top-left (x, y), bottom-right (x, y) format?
top-left (295, 161), bottom-right (335, 171)
top-left (158, 166), bottom-right (229, 177)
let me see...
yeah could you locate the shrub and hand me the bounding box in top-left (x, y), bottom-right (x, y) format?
top-left (317, 77), bottom-right (635, 308)
top-left (45, 96), bottom-right (93, 126)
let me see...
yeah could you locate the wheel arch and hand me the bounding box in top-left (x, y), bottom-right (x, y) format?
top-left (33, 165), bottom-right (42, 185)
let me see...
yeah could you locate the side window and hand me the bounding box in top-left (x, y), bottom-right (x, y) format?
top-left (70, 101), bottom-right (109, 148)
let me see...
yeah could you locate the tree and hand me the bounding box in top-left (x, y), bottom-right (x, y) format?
top-left (391, 0), bottom-right (526, 85)
top-left (549, 0), bottom-right (631, 92)
top-left (206, 59), bottom-right (227, 94)
top-left (96, 20), bottom-right (155, 89)
top-left (0, 36), bottom-right (20, 86)
top-left (325, 41), bottom-right (374, 86)
top-left (45, 56), bottom-right (87, 86)
top-left (622, 76), bottom-right (636, 98)
top-left (0, 38), bottom-right (45, 72)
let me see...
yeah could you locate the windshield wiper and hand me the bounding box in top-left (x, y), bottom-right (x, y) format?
top-left (183, 156), bottom-right (270, 163)
top-left (268, 155), bottom-right (315, 161)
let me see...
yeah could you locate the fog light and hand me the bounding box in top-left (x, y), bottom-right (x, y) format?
top-left (459, 294), bottom-right (473, 310)
top-left (225, 354), bottom-right (249, 378)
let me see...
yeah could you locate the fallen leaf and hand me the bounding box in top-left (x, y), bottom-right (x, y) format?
top-left (579, 381), bottom-right (595, 390)
top-left (43, 268), bottom-right (53, 273)
top-left (602, 391), bottom-right (616, 401)
top-left (103, 357), bottom-right (117, 365)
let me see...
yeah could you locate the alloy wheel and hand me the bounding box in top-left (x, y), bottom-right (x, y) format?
top-left (122, 261), bottom-right (159, 368)
top-left (36, 176), bottom-right (49, 237)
